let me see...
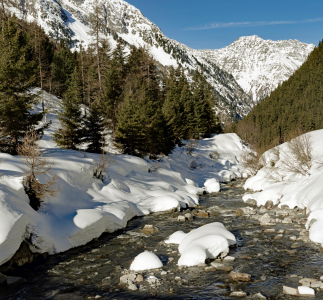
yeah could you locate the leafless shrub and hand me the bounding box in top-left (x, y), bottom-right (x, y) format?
top-left (148, 162), bottom-right (161, 173)
top-left (92, 151), bottom-right (114, 182)
top-left (280, 133), bottom-right (312, 176)
top-left (188, 157), bottom-right (204, 170)
top-left (240, 150), bottom-right (265, 176)
top-left (209, 150), bottom-right (220, 160)
top-left (185, 139), bottom-right (199, 156)
top-left (18, 128), bottom-right (59, 211)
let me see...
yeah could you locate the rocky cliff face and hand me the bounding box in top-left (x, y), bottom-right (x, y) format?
top-left (7, 0), bottom-right (253, 121)
top-left (194, 35), bottom-right (315, 103)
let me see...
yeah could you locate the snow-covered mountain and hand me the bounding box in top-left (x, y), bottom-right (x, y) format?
top-left (6, 0), bottom-right (253, 121)
top-left (194, 35), bottom-right (315, 103)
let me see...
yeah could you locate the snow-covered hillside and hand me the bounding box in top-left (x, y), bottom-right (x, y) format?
top-left (194, 35), bottom-right (315, 103)
top-left (0, 90), bottom-right (249, 267)
top-left (243, 129), bottom-right (323, 246)
top-left (5, 0), bottom-right (253, 121)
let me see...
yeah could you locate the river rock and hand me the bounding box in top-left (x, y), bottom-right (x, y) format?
top-left (291, 242), bottom-right (302, 249)
top-left (223, 256), bottom-right (236, 262)
top-left (6, 276), bottom-right (26, 286)
top-left (259, 213), bottom-right (272, 226)
top-left (264, 229), bottom-right (275, 233)
top-left (282, 217), bottom-right (293, 224)
top-left (230, 291), bottom-right (247, 297)
top-left (184, 213), bottom-right (193, 221)
top-left (196, 210), bottom-right (209, 217)
top-left (264, 200), bottom-right (274, 209)
top-left (281, 205), bottom-right (290, 210)
top-left (245, 199), bottom-right (257, 206)
top-left (274, 234), bottom-right (283, 240)
top-left (205, 266), bottom-right (216, 272)
top-left (141, 225), bottom-right (159, 234)
top-left (290, 236), bottom-right (297, 241)
top-left (229, 271), bottom-right (251, 282)
top-left (251, 292), bottom-right (267, 299)
top-left (161, 271), bottom-right (167, 275)
top-left (299, 278), bottom-right (317, 286)
top-left (235, 208), bottom-right (244, 216)
top-left (259, 206), bottom-right (267, 213)
top-left (310, 281), bottom-right (322, 288)
top-left (136, 274), bottom-right (143, 283)
top-left (120, 274), bottom-right (136, 284)
top-left (283, 286), bottom-right (298, 296)
top-left (0, 273), bottom-right (7, 284)
top-left (128, 283), bottom-right (138, 291)
top-left (178, 216), bottom-right (186, 222)
top-left (211, 262), bottom-right (233, 271)
top-left (298, 286), bottom-right (315, 297)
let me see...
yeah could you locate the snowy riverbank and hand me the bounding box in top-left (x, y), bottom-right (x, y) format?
top-left (243, 129), bottom-right (323, 247)
top-left (0, 97), bottom-right (249, 267)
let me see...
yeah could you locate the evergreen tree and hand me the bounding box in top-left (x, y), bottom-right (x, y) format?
top-left (0, 16), bottom-right (43, 153)
top-left (53, 67), bottom-right (83, 149)
top-left (100, 39), bottom-right (126, 130)
top-left (83, 103), bottom-right (105, 153)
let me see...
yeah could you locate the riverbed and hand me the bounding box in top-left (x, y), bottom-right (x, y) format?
top-left (1, 179), bottom-right (323, 299)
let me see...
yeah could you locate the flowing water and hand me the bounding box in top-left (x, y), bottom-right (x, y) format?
top-left (1, 180), bottom-right (323, 300)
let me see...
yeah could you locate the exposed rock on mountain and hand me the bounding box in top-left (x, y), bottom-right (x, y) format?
top-left (6, 0), bottom-right (253, 121)
top-left (194, 35), bottom-right (315, 103)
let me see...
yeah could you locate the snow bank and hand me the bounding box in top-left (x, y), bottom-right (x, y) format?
top-left (165, 222), bottom-right (236, 267)
top-left (243, 129), bottom-right (323, 246)
top-left (0, 90), bottom-right (249, 266)
top-left (130, 251), bottom-right (163, 271)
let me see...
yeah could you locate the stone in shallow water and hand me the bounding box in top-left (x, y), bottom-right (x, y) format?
top-left (265, 200), bottom-right (274, 210)
top-left (6, 276), bottom-right (26, 286)
top-left (283, 286), bottom-right (298, 296)
top-left (310, 281), bottom-right (322, 288)
top-left (274, 234), bottom-right (283, 240)
top-left (229, 271), bottom-right (251, 282)
top-left (264, 229), bottom-right (275, 233)
top-left (291, 242), bottom-right (302, 249)
top-left (141, 225), bottom-right (159, 234)
top-left (211, 262), bottom-right (233, 271)
top-left (0, 273), bottom-right (7, 284)
top-left (178, 216), bottom-right (186, 222)
top-left (230, 291), bottom-right (247, 297)
top-left (184, 213), bottom-right (193, 221)
top-left (205, 266), bottom-right (216, 272)
top-left (128, 283), bottom-right (138, 291)
top-left (298, 286), bottom-right (315, 297)
top-left (259, 213), bottom-right (271, 226)
top-left (223, 256), bottom-right (235, 262)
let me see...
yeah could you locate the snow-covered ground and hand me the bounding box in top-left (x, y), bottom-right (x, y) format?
top-left (243, 129), bottom-right (323, 247)
top-left (0, 90), bottom-right (249, 267)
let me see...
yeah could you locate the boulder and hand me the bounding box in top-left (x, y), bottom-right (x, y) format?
top-left (229, 271), bottom-right (251, 282)
top-left (141, 225), bottom-right (159, 234)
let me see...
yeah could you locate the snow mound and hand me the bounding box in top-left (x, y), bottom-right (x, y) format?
top-left (179, 222), bottom-right (236, 254)
top-left (166, 222), bottom-right (236, 267)
top-left (130, 251), bottom-right (163, 271)
top-left (204, 178), bottom-right (220, 193)
top-left (165, 231), bottom-right (187, 244)
top-left (178, 235), bottom-right (229, 267)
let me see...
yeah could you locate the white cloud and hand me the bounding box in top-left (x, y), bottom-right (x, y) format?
top-left (185, 18), bottom-right (323, 30)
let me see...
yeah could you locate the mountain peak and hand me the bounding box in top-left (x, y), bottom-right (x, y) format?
top-left (195, 37), bottom-right (315, 103)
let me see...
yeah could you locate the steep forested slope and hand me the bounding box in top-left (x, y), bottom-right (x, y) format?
top-left (237, 40), bottom-right (323, 148)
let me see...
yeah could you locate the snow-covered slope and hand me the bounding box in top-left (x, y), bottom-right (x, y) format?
top-left (0, 90), bottom-right (250, 267)
top-left (243, 129), bottom-right (323, 246)
top-left (194, 35), bottom-right (315, 103)
top-left (6, 0), bottom-right (253, 121)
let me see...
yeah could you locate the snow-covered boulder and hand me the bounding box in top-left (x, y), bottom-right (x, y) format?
top-left (130, 251), bottom-right (163, 271)
top-left (204, 178), bottom-right (220, 193)
top-left (165, 231), bottom-right (187, 244)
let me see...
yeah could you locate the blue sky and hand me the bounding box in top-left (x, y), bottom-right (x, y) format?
top-left (126, 0), bottom-right (323, 49)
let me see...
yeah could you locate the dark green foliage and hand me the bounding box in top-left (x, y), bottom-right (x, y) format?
top-left (115, 47), bottom-right (168, 158)
top-left (53, 67), bottom-right (83, 149)
top-left (0, 16), bottom-right (43, 153)
top-left (51, 42), bottom-right (78, 97)
top-left (238, 41), bottom-right (321, 148)
top-left (83, 104), bottom-right (105, 153)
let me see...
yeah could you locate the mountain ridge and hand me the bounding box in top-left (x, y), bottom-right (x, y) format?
top-left (194, 35), bottom-right (315, 103)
